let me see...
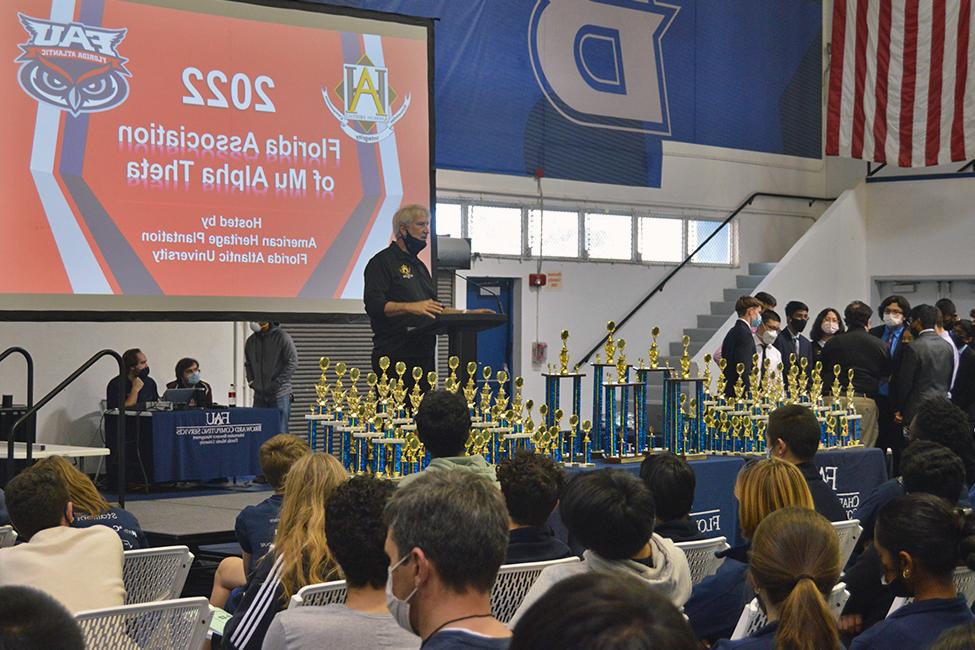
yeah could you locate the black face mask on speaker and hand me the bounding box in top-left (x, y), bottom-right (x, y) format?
top-left (399, 230), bottom-right (427, 256)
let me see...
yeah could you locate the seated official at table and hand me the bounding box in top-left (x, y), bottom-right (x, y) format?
top-left (165, 357), bottom-right (213, 407)
top-left (106, 348), bottom-right (158, 410)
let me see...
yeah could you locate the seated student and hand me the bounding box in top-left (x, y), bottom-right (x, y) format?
top-left (931, 623), bottom-right (975, 650)
top-left (384, 470), bottom-right (511, 648)
top-left (509, 572), bottom-right (698, 650)
top-left (496, 450), bottom-right (571, 564)
top-left (841, 441), bottom-right (966, 639)
top-left (849, 494), bottom-right (975, 649)
top-left (165, 357), bottom-right (213, 407)
top-left (263, 476), bottom-right (415, 650)
top-left (210, 434), bottom-right (310, 608)
top-left (0, 585), bottom-right (85, 650)
top-left (222, 453), bottom-right (347, 650)
top-left (684, 458), bottom-right (815, 642)
top-left (509, 469), bottom-right (692, 626)
top-left (0, 468), bottom-right (125, 613)
top-left (33, 455), bottom-right (147, 550)
top-left (766, 404), bottom-right (846, 522)
top-left (714, 508), bottom-right (842, 650)
top-left (398, 390), bottom-right (497, 488)
top-left (853, 396), bottom-right (975, 553)
top-left (106, 348), bottom-right (159, 409)
top-left (639, 452), bottom-right (705, 542)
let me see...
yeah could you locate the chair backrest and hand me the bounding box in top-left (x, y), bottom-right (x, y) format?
top-left (831, 519), bottom-right (862, 567)
top-left (122, 546), bottom-right (194, 605)
top-left (75, 596), bottom-right (211, 650)
top-left (0, 525), bottom-right (16, 548)
top-left (490, 557), bottom-right (581, 624)
top-left (675, 536), bottom-right (729, 586)
top-left (731, 582), bottom-right (848, 640)
top-left (888, 566), bottom-right (975, 617)
top-left (288, 579), bottom-right (348, 608)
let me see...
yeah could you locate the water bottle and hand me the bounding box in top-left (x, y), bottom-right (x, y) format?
top-left (228, 383), bottom-right (237, 408)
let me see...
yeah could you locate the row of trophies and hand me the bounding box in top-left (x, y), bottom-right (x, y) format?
top-left (305, 322), bottom-right (862, 479)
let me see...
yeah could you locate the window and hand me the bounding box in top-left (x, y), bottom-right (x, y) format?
top-left (468, 205), bottom-right (523, 255)
top-left (434, 203), bottom-right (462, 238)
top-left (687, 220), bottom-right (732, 264)
top-left (528, 209), bottom-right (579, 258)
top-left (585, 213), bottom-right (632, 260)
top-left (638, 217), bottom-right (683, 263)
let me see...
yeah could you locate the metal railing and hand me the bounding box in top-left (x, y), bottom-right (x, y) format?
top-left (575, 192), bottom-right (836, 366)
top-left (8, 350), bottom-right (128, 506)
top-left (1, 347), bottom-right (34, 477)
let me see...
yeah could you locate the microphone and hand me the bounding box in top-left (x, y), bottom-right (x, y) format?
top-left (456, 273), bottom-right (504, 315)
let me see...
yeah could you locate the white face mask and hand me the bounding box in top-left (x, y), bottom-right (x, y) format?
top-left (761, 330), bottom-right (778, 346)
top-left (822, 321), bottom-right (840, 335)
top-left (385, 555), bottom-right (418, 634)
top-left (883, 313), bottom-right (904, 328)
top-left (249, 322), bottom-right (262, 333)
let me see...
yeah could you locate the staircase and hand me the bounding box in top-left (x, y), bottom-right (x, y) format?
top-left (643, 262), bottom-right (776, 428)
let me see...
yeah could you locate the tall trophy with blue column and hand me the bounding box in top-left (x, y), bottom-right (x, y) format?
top-left (543, 329), bottom-right (586, 459)
top-left (663, 336), bottom-right (707, 458)
top-left (601, 340), bottom-right (644, 463)
top-left (635, 326), bottom-right (672, 450)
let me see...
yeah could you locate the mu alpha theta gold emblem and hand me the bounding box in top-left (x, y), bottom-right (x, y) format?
top-left (399, 264), bottom-right (413, 280)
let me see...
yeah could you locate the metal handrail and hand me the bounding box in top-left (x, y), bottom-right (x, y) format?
top-left (1, 347), bottom-right (33, 475)
top-left (575, 192), bottom-right (836, 366)
top-left (8, 350), bottom-right (127, 507)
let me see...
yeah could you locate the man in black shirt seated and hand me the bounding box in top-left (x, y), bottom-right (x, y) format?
top-left (820, 300), bottom-right (891, 447)
top-left (496, 450), bottom-right (572, 564)
top-left (766, 404), bottom-right (847, 522)
top-left (106, 348), bottom-right (158, 410)
top-left (165, 357), bottom-right (213, 407)
top-left (639, 452), bottom-right (704, 542)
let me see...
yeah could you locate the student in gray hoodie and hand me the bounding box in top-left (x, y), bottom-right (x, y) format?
top-left (397, 390), bottom-right (499, 489)
top-left (509, 469), bottom-right (691, 626)
top-left (244, 322), bottom-right (298, 433)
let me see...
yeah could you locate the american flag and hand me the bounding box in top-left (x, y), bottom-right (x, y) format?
top-left (826, 0), bottom-right (975, 167)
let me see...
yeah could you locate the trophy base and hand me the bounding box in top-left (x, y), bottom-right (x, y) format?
top-left (680, 452), bottom-right (708, 462)
top-left (602, 453), bottom-right (649, 465)
top-left (563, 461), bottom-right (596, 468)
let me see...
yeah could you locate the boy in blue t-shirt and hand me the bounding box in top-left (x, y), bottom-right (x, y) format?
top-left (209, 434), bottom-right (309, 608)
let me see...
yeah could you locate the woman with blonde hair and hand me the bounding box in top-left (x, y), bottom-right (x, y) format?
top-left (685, 458), bottom-right (815, 642)
top-left (715, 507), bottom-right (842, 649)
top-left (222, 453), bottom-right (347, 650)
top-left (33, 455), bottom-right (147, 550)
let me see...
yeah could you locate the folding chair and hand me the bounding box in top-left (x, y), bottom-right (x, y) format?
top-left (831, 519), bottom-right (862, 567)
top-left (490, 557), bottom-right (581, 624)
top-left (888, 566), bottom-right (975, 617)
top-left (75, 596), bottom-right (211, 650)
top-left (288, 579), bottom-right (348, 608)
top-left (731, 582), bottom-right (848, 640)
top-left (122, 546), bottom-right (194, 604)
top-left (0, 525), bottom-right (16, 548)
top-left (675, 536), bottom-right (729, 585)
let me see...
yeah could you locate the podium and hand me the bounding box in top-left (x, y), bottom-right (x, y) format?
top-left (409, 312), bottom-right (508, 369)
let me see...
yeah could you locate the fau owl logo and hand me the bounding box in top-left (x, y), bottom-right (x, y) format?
top-left (529, 0), bottom-right (677, 135)
top-left (15, 13), bottom-right (131, 116)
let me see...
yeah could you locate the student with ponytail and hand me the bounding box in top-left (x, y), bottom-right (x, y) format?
top-left (714, 507), bottom-right (841, 649)
top-left (849, 494), bottom-right (975, 649)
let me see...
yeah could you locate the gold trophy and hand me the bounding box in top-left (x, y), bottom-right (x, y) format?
top-left (733, 362), bottom-right (746, 404)
top-left (427, 371), bottom-right (439, 393)
top-left (318, 356), bottom-right (331, 388)
top-left (581, 419), bottom-right (593, 465)
top-left (702, 354), bottom-right (713, 396)
top-left (680, 335), bottom-right (691, 379)
top-left (604, 321), bottom-right (617, 365)
top-left (615, 339), bottom-right (628, 383)
top-left (447, 356), bottom-right (460, 393)
top-left (567, 414), bottom-right (579, 463)
top-left (479, 366), bottom-right (494, 418)
top-left (559, 330), bottom-right (570, 375)
top-left (495, 370), bottom-right (510, 414)
top-left (409, 367), bottom-right (424, 414)
top-left (649, 326), bottom-right (660, 369)
top-left (831, 364), bottom-right (843, 403)
top-left (717, 358), bottom-right (728, 399)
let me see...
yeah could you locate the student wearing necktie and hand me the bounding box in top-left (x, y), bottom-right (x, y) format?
top-left (754, 310), bottom-right (784, 392)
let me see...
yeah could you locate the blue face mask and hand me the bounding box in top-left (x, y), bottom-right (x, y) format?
top-left (186, 371), bottom-right (201, 385)
top-left (751, 316), bottom-right (762, 329)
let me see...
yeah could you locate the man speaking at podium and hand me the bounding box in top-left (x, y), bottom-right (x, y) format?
top-left (363, 205), bottom-right (443, 385)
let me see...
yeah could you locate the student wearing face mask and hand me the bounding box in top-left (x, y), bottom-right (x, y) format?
top-left (848, 493), bottom-right (975, 650)
top-left (754, 310), bottom-right (784, 392)
top-left (773, 301), bottom-right (814, 389)
top-left (721, 296), bottom-right (763, 397)
top-left (106, 348), bottom-right (159, 409)
top-left (165, 357), bottom-right (213, 408)
top-left (810, 308), bottom-right (844, 363)
top-left (870, 295), bottom-right (912, 473)
top-left (244, 322), bottom-right (298, 433)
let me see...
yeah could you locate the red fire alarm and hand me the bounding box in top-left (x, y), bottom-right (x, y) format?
top-left (529, 273), bottom-right (547, 287)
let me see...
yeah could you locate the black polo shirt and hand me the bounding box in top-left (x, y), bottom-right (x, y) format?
top-left (363, 242), bottom-right (437, 360)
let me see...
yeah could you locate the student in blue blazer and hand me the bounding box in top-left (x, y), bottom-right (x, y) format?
top-left (713, 507), bottom-right (842, 650)
top-left (850, 494), bottom-right (975, 650)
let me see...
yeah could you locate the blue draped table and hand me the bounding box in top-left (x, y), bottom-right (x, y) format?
top-left (105, 407), bottom-right (279, 484)
top-left (554, 447), bottom-right (887, 546)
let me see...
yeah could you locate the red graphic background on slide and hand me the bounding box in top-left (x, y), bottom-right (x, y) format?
top-left (0, 0), bottom-right (429, 298)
